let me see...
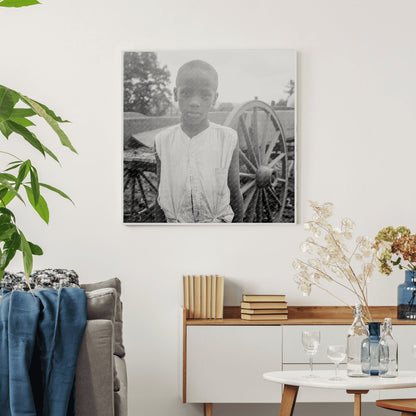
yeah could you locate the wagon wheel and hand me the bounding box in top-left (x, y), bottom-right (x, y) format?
top-left (123, 153), bottom-right (159, 223)
top-left (224, 100), bottom-right (289, 222)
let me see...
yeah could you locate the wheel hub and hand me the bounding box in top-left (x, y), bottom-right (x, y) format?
top-left (256, 166), bottom-right (277, 188)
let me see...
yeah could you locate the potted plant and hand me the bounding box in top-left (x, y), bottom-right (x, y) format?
top-left (0, 0), bottom-right (76, 282)
top-left (374, 226), bottom-right (416, 319)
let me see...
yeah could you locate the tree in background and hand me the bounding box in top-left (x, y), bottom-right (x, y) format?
top-left (124, 52), bottom-right (172, 116)
top-left (284, 80), bottom-right (295, 97)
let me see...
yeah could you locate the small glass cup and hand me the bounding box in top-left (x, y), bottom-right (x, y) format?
top-left (327, 345), bottom-right (346, 381)
top-left (302, 330), bottom-right (320, 378)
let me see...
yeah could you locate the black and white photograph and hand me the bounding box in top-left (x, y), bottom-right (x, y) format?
top-left (123, 50), bottom-right (296, 224)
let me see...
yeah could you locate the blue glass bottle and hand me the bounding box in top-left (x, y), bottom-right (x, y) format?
top-left (398, 271), bottom-right (416, 320)
top-left (361, 321), bottom-right (381, 376)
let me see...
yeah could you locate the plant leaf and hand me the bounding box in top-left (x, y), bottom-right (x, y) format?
top-left (30, 166), bottom-right (40, 206)
top-left (19, 231), bottom-right (33, 278)
top-left (0, 120), bottom-right (13, 138)
top-left (9, 116), bottom-right (35, 127)
top-left (0, 188), bottom-right (8, 200)
top-left (0, 207), bottom-right (15, 221)
top-left (0, 223), bottom-right (16, 240)
top-left (0, 0), bottom-right (41, 7)
top-left (10, 108), bottom-right (36, 118)
top-left (18, 94), bottom-right (76, 153)
top-left (0, 173), bottom-right (17, 182)
top-left (39, 182), bottom-right (74, 204)
top-left (0, 86), bottom-right (17, 122)
top-left (24, 185), bottom-right (49, 223)
top-left (6, 120), bottom-right (45, 156)
top-left (0, 215), bottom-right (11, 226)
top-left (28, 241), bottom-right (43, 255)
top-left (15, 160), bottom-right (30, 191)
top-left (41, 144), bottom-right (60, 163)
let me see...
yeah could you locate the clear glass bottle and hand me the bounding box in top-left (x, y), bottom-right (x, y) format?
top-left (379, 318), bottom-right (398, 377)
top-left (347, 303), bottom-right (370, 377)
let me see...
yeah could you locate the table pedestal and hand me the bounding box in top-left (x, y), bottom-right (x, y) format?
top-left (346, 390), bottom-right (369, 416)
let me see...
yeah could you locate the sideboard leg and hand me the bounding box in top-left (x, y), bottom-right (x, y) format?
top-left (279, 384), bottom-right (299, 416)
top-left (204, 403), bottom-right (213, 416)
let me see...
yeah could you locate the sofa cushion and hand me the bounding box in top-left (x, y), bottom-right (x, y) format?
top-left (85, 288), bottom-right (117, 321)
top-left (81, 278), bottom-right (125, 357)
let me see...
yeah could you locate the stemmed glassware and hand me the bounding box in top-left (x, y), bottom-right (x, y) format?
top-left (302, 330), bottom-right (320, 378)
top-left (327, 345), bottom-right (347, 380)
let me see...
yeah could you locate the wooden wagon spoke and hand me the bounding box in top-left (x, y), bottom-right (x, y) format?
top-left (136, 176), bottom-right (149, 211)
top-left (130, 177), bottom-right (136, 217)
top-left (239, 148), bottom-right (257, 174)
top-left (268, 152), bottom-right (286, 169)
top-left (251, 107), bottom-right (260, 163)
top-left (238, 115), bottom-right (258, 166)
top-left (243, 187), bottom-right (257, 214)
top-left (239, 172), bottom-right (256, 179)
top-left (267, 186), bottom-right (282, 207)
top-left (240, 179), bottom-right (256, 195)
top-left (264, 131), bottom-right (281, 163)
top-left (138, 170), bottom-right (158, 193)
top-left (262, 189), bottom-right (273, 222)
top-left (260, 111), bottom-right (271, 164)
top-left (123, 176), bottom-right (131, 191)
top-left (256, 188), bottom-right (263, 222)
top-left (246, 190), bottom-right (259, 222)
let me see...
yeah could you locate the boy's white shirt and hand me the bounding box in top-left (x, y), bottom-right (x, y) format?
top-left (154, 122), bottom-right (237, 223)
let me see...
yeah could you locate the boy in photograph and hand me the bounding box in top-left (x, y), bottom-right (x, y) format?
top-left (154, 60), bottom-right (243, 223)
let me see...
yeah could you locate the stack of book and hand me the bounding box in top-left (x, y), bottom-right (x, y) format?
top-left (240, 294), bottom-right (288, 320)
top-left (183, 275), bottom-right (224, 319)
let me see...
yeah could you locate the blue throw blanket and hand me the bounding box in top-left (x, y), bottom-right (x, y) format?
top-left (0, 287), bottom-right (86, 416)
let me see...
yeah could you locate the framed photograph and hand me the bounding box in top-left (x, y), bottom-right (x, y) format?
top-left (123, 50), bottom-right (296, 224)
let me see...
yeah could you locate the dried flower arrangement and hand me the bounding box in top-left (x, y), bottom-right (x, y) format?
top-left (374, 226), bottom-right (416, 275)
top-left (293, 201), bottom-right (376, 320)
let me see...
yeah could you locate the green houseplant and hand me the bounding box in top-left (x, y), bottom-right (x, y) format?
top-left (0, 85), bottom-right (76, 281)
top-left (0, 0), bottom-right (76, 282)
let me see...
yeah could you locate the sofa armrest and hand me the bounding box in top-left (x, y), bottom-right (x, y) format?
top-left (76, 319), bottom-right (114, 416)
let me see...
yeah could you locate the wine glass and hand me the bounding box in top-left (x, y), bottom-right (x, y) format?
top-left (327, 345), bottom-right (346, 380)
top-left (302, 330), bottom-right (320, 377)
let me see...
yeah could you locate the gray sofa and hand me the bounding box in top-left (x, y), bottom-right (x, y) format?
top-left (76, 278), bottom-right (127, 416)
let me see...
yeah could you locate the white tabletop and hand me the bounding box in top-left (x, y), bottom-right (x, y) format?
top-left (263, 370), bottom-right (416, 391)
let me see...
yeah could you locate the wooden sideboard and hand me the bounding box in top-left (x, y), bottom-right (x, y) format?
top-left (182, 306), bottom-right (416, 416)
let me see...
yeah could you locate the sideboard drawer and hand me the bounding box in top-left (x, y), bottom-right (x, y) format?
top-left (187, 325), bottom-right (282, 403)
top-left (282, 325), bottom-right (350, 364)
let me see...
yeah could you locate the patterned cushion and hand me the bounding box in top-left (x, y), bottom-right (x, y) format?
top-left (0, 269), bottom-right (80, 291)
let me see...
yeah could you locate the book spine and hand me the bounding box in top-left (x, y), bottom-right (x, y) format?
top-left (189, 276), bottom-right (194, 319)
top-left (194, 275), bottom-right (201, 319)
top-left (201, 275), bottom-right (206, 319)
top-left (216, 275), bottom-right (224, 319)
top-left (206, 275), bottom-right (212, 318)
top-left (183, 275), bottom-right (189, 318)
top-left (211, 275), bottom-right (216, 319)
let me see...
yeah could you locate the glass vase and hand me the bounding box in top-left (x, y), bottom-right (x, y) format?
top-left (398, 271), bottom-right (416, 320)
top-left (361, 321), bottom-right (381, 376)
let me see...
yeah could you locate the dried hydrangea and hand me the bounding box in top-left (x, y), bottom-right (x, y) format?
top-left (293, 201), bottom-right (376, 320)
top-left (374, 226), bottom-right (414, 275)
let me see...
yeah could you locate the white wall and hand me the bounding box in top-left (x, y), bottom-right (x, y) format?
top-left (2, 0), bottom-right (416, 415)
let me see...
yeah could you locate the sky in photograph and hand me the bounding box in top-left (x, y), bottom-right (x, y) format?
top-left (156, 50), bottom-right (296, 105)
